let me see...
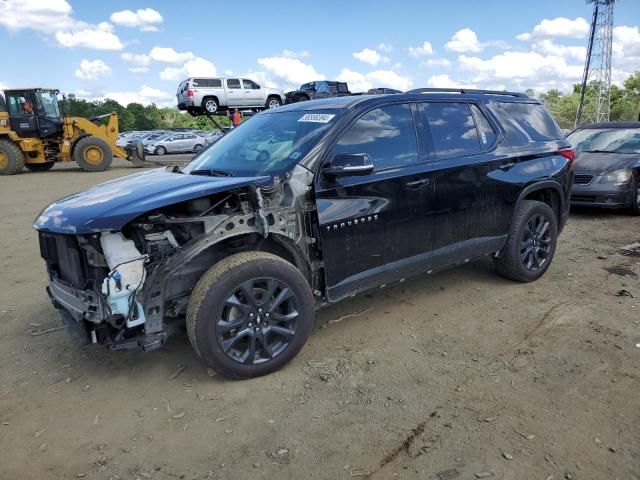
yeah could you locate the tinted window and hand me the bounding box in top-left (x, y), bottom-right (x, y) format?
top-left (227, 79), bottom-right (241, 89)
top-left (242, 79), bottom-right (260, 89)
top-left (337, 83), bottom-right (349, 93)
top-left (421, 102), bottom-right (481, 157)
top-left (470, 104), bottom-right (497, 148)
top-left (334, 104), bottom-right (418, 170)
top-left (496, 102), bottom-right (563, 141)
top-left (193, 78), bottom-right (221, 88)
top-left (316, 82), bottom-right (330, 93)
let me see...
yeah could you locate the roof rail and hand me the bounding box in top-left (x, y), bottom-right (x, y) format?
top-left (405, 87), bottom-right (527, 98)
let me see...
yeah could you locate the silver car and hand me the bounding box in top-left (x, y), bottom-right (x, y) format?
top-left (144, 132), bottom-right (206, 156)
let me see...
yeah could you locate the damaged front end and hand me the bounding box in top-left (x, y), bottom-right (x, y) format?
top-left (37, 165), bottom-right (317, 352)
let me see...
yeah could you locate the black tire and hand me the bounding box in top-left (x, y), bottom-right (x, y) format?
top-left (629, 175), bottom-right (640, 215)
top-left (186, 252), bottom-right (314, 379)
top-left (154, 146), bottom-right (167, 156)
top-left (193, 144), bottom-right (203, 153)
top-left (25, 162), bottom-right (55, 172)
top-left (266, 96), bottom-right (282, 109)
top-left (73, 136), bottom-right (113, 172)
top-left (0, 139), bottom-right (25, 175)
top-left (494, 200), bottom-right (558, 282)
top-left (202, 97), bottom-right (218, 114)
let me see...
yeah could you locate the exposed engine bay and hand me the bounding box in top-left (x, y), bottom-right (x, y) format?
top-left (38, 165), bottom-right (321, 351)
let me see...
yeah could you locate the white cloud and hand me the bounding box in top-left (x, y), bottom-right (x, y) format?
top-left (531, 39), bottom-right (586, 62)
top-left (150, 47), bottom-right (195, 64)
top-left (423, 58), bottom-right (452, 68)
top-left (74, 59), bottom-right (111, 80)
top-left (0, 0), bottom-right (124, 50)
top-left (446, 28), bottom-right (483, 53)
top-left (110, 8), bottom-right (163, 32)
top-left (282, 49), bottom-right (310, 59)
top-left (378, 43), bottom-right (393, 53)
top-left (159, 57), bottom-right (217, 81)
top-left (517, 17), bottom-right (589, 41)
top-left (257, 57), bottom-right (325, 89)
top-left (353, 48), bottom-right (387, 66)
top-left (120, 53), bottom-right (152, 66)
top-left (336, 68), bottom-right (413, 92)
top-left (91, 85), bottom-right (174, 107)
top-left (458, 50), bottom-right (584, 91)
top-left (426, 74), bottom-right (477, 89)
top-left (56, 22), bottom-right (124, 50)
top-left (408, 41), bottom-right (434, 58)
top-left (129, 66), bottom-right (149, 74)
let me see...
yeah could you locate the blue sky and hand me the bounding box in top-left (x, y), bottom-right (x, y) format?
top-left (1, 0), bottom-right (639, 106)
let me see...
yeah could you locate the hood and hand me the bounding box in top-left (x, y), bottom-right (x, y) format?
top-left (34, 168), bottom-right (270, 234)
top-left (573, 151), bottom-right (639, 175)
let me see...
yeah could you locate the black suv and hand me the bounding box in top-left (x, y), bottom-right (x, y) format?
top-left (285, 81), bottom-right (351, 104)
top-left (34, 88), bottom-right (573, 379)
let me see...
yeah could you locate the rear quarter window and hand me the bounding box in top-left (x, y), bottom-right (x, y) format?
top-left (494, 102), bottom-right (563, 142)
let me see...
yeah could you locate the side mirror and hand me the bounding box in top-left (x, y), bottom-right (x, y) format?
top-left (323, 153), bottom-right (374, 177)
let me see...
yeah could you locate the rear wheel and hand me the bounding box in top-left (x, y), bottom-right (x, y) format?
top-left (202, 97), bottom-right (218, 114)
top-left (0, 139), bottom-right (25, 175)
top-left (495, 200), bottom-right (558, 282)
top-left (186, 252), bottom-right (315, 379)
top-left (25, 162), bottom-right (55, 172)
top-left (73, 136), bottom-right (113, 172)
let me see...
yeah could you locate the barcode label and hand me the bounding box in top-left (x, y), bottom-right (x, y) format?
top-left (298, 113), bottom-right (335, 123)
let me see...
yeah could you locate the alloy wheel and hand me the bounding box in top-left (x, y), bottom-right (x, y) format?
top-left (520, 213), bottom-right (552, 272)
top-left (205, 100), bottom-right (217, 113)
top-left (268, 99), bottom-right (280, 109)
top-left (216, 278), bottom-right (299, 365)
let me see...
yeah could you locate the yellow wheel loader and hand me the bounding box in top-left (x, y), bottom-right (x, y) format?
top-left (0, 88), bottom-right (145, 175)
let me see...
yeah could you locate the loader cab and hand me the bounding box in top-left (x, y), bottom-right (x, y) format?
top-left (4, 89), bottom-right (63, 139)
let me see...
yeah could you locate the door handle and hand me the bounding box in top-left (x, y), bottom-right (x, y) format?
top-left (405, 178), bottom-right (430, 188)
top-left (498, 162), bottom-right (516, 171)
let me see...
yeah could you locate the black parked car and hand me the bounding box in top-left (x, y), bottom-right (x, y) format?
top-left (285, 81), bottom-right (351, 104)
top-left (567, 122), bottom-right (640, 214)
top-left (34, 88), bottom-right (573, 379)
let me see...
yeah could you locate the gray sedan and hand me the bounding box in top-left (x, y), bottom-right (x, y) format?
top-left (568, 122), bottom-right (640, 214)
top-left (144, 132), bottom-right (206, 155)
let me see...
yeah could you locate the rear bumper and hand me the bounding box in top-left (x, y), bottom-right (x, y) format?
top-left (177, 100), bottom-right (194, 111)
top-left (570, 182), bottom-right (634, 208)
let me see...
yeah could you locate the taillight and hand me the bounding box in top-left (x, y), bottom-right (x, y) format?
top-left (187, 89), bottom-right (194, 98)
top-left (558, 148), bottom-right (575, 170)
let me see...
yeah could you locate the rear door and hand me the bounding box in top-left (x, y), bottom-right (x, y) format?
top-left (417, 101), bottom-right (506, 262)
top-left (226, 78), bottom-right (244, 107)
top-left (314, 103), bottom-right (435, 301)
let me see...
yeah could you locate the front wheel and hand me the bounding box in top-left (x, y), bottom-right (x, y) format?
top-left (266, 96), bottom-right (282, 109)
top-left (73, 136), bottom-right (113, 172)
top-left (494, 200), bottom-right (558, 282)
top-left (629, 176), bottom-right (640, 215)
top-left (193, 144), bottom-right (203, 153)
top-left (186, 252), bottom-right (315, 379)
top-left (154, 146), bottom-right (167, 156)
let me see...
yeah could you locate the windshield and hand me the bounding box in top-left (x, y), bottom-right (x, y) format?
top-left (567, 128), bottom-right (640, 154)
top-left (36, 91), bottom-right (60, 119)
top-left (184, 110), bottom-right (340, 177)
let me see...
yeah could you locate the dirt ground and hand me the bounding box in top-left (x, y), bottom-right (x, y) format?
top-left (1, 159), bottom-right (639, 480)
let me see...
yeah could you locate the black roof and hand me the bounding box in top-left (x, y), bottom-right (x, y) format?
top-left (577, 121), bottom-right (640, 129)
top-left (273, 89), bottom-right (539, 114)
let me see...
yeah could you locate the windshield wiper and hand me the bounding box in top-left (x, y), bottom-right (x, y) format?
top-left (189, 168), bottom-right (234, 177)
top-left (582, 149), bottom-right (615, 153)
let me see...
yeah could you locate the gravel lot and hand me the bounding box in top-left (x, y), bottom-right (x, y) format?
top-left (0, 158), bottom-right (639, 479)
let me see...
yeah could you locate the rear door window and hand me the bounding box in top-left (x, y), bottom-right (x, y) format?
top-left (494, 102), bottom-right (563, 141)
top-left (469, 104), bottom-right (497, 148)
top-left (227, 79), bottom-right (241, 89)
top-left (333, 103), bottom-right (418, 171)
top-left (419, 102), bottom-right (481, 157)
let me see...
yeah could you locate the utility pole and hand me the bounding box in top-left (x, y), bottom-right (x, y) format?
top-left (575, 0), bottom-right (615, 127)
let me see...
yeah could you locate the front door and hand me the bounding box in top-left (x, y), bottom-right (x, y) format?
top-left (226, 78), bottom-right (245, 107)
top-left (314, 103), bottom-right (435, 301)
top-left (6, 92), bottom-right (39, 138)
top-left (242, 79), bottom-right (262, 106)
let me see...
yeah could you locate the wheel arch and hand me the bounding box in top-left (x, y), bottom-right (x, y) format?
top-left (515, 181), bottom-right (566, 229)
top-left (201, 95), bottom-right (220, 110)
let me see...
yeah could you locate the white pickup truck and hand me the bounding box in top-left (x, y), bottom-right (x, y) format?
top-left (176, 77), bottom-right (285, 115)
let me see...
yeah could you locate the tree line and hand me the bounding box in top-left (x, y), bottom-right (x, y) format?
top-left (63, 72), bottom-right (640, 132)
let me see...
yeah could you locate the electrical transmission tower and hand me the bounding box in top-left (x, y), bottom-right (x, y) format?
top-left (575, 0), bottom-right (615, 127)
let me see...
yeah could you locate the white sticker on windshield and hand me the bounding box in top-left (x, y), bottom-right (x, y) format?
top-left (298, 113), bottom-right (335, 123)
top-left (289, 151), bottom-right (302, 160)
